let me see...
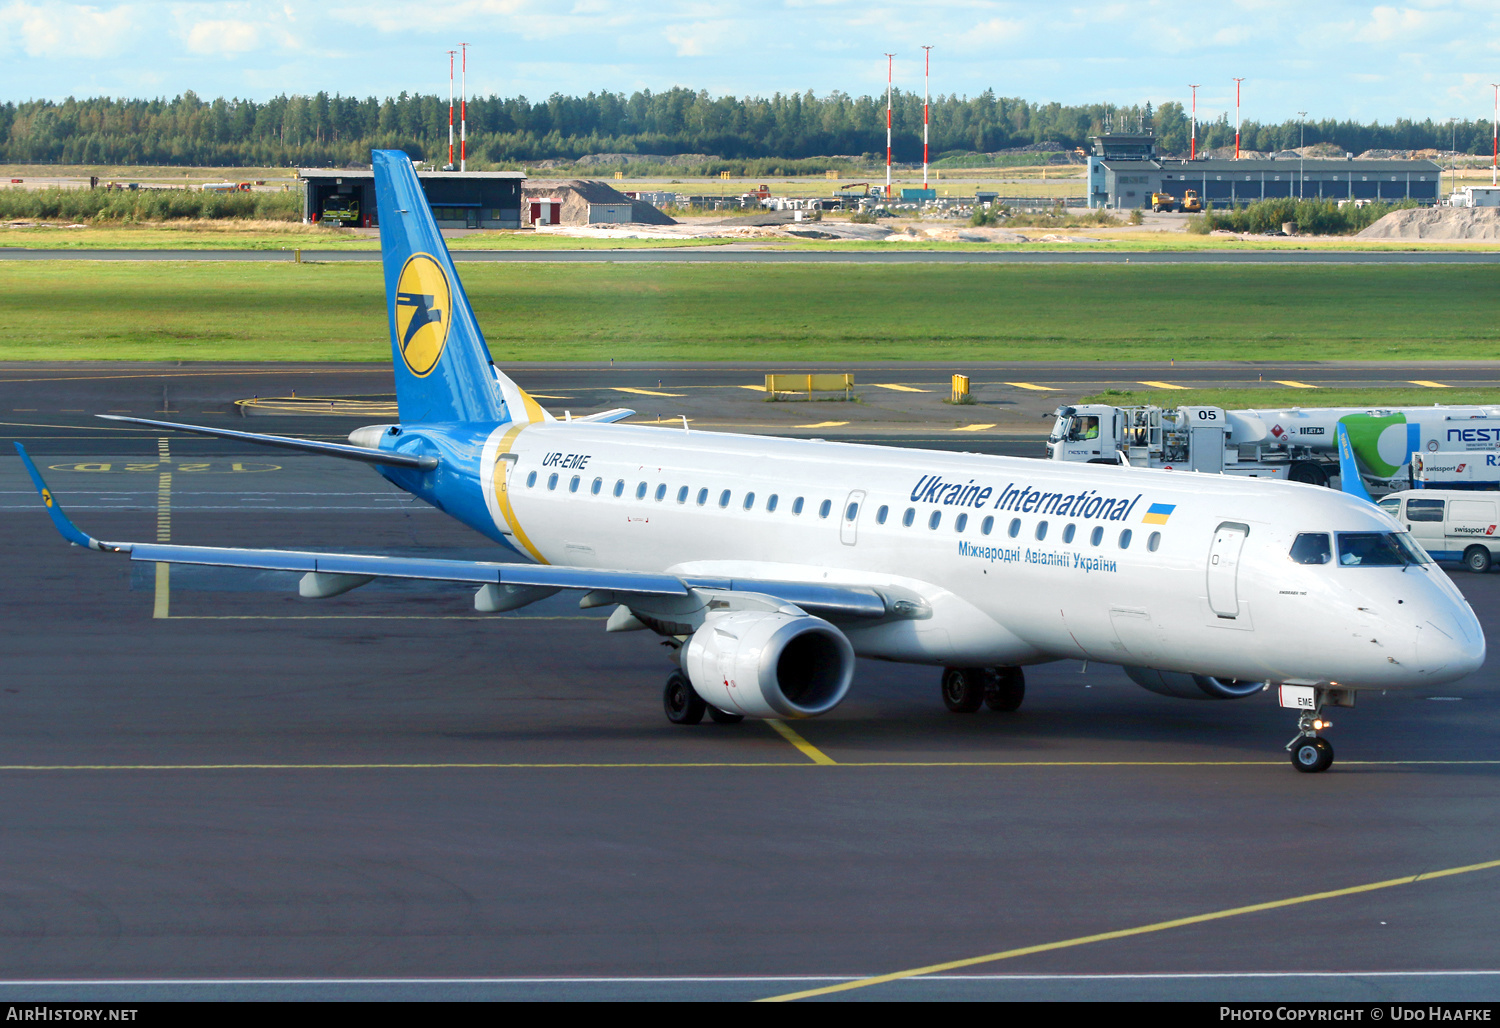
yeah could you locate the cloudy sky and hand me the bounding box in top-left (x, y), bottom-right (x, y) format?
top-left (1, 1), bottom-right (1498, 123)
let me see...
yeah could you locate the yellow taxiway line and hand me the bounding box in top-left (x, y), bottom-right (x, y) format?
top-left (1409, 380), bottom-right (1450, 388)
top-left (951, 424), bottom-right (996, 432)
top-left (1004, 382), bottom-right (1056, 392)
top-left (760, 855), bottom-right (1500, 1001)
top-left (1273, 380), bottom-right (1317, 389)
top-left (1137, 381), bottom-right (1187, 390)
top-left (612, 387), bottom-right (685, 397)
top-left (870, 383), bottom-right (929, 393)
top-left (766, 721), bottom-right (838, 765)
top-left (796, 421), bottom-right (849, 429)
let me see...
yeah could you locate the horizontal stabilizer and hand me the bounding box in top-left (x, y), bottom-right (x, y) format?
top-left (96, 415), bottom-right (437, 470)
top-left (572, 408), bottom-right (635, 424)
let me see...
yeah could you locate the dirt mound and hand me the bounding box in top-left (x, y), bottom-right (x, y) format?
top-left (1356, 207), bottom-right (1500, 239)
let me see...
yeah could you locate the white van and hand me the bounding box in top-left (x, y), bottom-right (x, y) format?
top-left (1378, 489), bottom-right (1500, 572)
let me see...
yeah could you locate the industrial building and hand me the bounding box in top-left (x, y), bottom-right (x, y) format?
top-left (298, 168), bottom-right (526, 228)
top-left (522, 180), bottom-right (675, 226)
top-left (1087, 132), bottom-right (1443, 209)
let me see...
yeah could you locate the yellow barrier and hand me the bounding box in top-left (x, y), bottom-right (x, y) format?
top-left (765, 374), bottom-right (854, 400)
top-left (951, 374), bottom-right (970, 403)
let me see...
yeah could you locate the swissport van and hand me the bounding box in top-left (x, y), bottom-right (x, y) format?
top-left (1378, 489), bottom-right (1500, 572)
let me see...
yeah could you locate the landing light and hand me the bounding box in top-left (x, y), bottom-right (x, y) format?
top-left (1312, 719), bottom-right (1331, 731)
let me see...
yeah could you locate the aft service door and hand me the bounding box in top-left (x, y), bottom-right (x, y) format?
top-left (840, 490), bottom-right (866, 545)
top-left (1206, 522), bottom-right (1250, 619)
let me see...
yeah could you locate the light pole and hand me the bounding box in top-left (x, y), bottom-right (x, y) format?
top-left (922, 46), bottom-right (932, 191)
top-left (1449, 116), bottom-right (1459, 198)
top-left (1298, 111), bottom-right (1306, 199)
top-left (885, 53), bottom-right (895, 199)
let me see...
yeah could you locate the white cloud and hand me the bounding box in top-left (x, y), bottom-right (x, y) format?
top-left (183, 18), bottom-right (262, 56)
top-left (1353, 6), bottom-right (1431, 43)
top-left (1, 1), bottom-right (138, 58)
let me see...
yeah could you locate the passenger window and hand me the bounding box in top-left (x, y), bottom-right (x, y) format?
top-left (819, 499), bottom-right (832, 518)
top-left (1063, 523), bottom-right (1076, 543)
top-left (928, 511), bottom-right (942, 530)
top-left (569, 476), bottom-right (581, 493)
top-left (613, 479), bottom-right (625, 497)
top-left (876, 505), bottom-right (888, 524)
top-left (745, 492), bottom-right (757, 510)
top-left (591, 477), bottom-right (602, 495)
top-left (981, 515), bottom-right (994, 535)
top-left (1289, 533), bottom-right (1332, 565)
top-left (845, 502), bottom-right (858, 521)
top-left (1148, 531), bottom-right (1161, 552)
top-left (1036, 520), bottom-right (1048, 541)
top-left (1090, 526), bottom-right (1103, 546)
top-left (793, 497), bottom-right (805, 515)
top-left (636, 482), bottom-right (648, 499)
top-left (767, 494), bottom-right (779, 512)
top-left (654, 484), bottom-right (667, 501)
top-left (677, 486), bottom-right (688, 503)
top-left (547, 473), bottom-right (559, 490)
top-left (902, 507), bottom-right (915, 527)
top-left (1406, 499), bottom-right (1444, 523)
top-left (954, 513), bottom-right (968, 532)
top-left (526, 471), bottom-right (537, 488)
top-left (696, 488), bottom-right (708, 506)
top-left (719, 489), bottom-right (732, 508)
top-left (1007, 518), bottom-right (1020, 538)
top-left (1119, 529), bottom-right (1132, 549)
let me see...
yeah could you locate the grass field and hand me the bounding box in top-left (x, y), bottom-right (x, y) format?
top-left (2, 262), bottom-right (1497, 363)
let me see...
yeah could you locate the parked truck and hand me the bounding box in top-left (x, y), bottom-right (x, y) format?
top-left (1047, 402), bottom-right (1500, 495)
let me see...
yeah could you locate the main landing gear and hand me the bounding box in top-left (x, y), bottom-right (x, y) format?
top-left (1287, 708), bottom-right (1335, 774)
top-left (663, 670), bottom-right (743, 726)
top-left (942, 667), bottom-right (1025, 714)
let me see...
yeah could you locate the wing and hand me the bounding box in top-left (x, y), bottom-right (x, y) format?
top-left (15, 444), bottom-right (890, 621)
top-left (95, 415), bottom-right (437, 470)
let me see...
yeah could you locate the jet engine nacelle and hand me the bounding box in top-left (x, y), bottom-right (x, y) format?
top-left (683, 610), bottom-right (854, 719)
top-left (1125, 667), bottom-right (1265, 701)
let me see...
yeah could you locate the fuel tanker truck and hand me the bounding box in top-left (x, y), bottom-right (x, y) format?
top-left (1047, 402), bottom-right (1500, 494)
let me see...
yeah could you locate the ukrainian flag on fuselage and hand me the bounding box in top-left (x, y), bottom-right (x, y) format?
top-left (1142, 502), bottom-right (1176, 525)
top-left (372, 149), bottom-right (548, 427)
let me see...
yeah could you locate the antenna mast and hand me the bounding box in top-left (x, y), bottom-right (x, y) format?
top-left (460, 42), bottom-right (471, 172)
top-left (885, 53), bottom-right (895, 198)
top-left (922, 46), bottom-right (932, 191)
top-left (447, 50), bottom-right (456, 170)
top-left (1189, 84), bottom-right (1199, 160)
top-left (1233, 77), bottom-right (1245, 160)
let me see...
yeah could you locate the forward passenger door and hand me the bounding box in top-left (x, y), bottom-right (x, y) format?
top-left (1206, 522), bottom-right (1250, 619)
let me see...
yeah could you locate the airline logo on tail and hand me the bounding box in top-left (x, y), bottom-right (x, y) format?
top-left (394, 253), bottom-right (451, 377)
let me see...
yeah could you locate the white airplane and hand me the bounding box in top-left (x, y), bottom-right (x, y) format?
top-left (17, 150), bottom-right (1485, 774)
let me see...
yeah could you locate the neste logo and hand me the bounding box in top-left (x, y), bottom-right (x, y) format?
top-left (394, 253), bottom-right (451, 377)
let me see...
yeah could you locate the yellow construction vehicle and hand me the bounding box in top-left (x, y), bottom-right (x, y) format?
top-left (1150, 191), bottom-right (1177, 212)
top-left (1181, 189), bottom-right (1203, 214)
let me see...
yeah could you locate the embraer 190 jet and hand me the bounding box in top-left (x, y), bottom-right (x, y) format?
top-left (18, 150), bottom-right (1485, 773)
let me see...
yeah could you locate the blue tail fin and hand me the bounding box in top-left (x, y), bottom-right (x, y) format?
top-left (373, 150), bottom-right (548, 426)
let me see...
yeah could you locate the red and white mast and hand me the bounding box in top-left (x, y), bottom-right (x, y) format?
top-left (1492, 82), bottom-right (1499, 186)
top-left (1189, 83), bottom-right (1199, 160)
top-left (1233, 77), bottom-right (1245, 160)
top-left (922, 45), bottom-right (932, 190)
top-left (447, 50), bottom-right (456, 170)
top-left (885, 53), bottom-right (895, 198)
top-left (460, 42), bottom-right (471, 172)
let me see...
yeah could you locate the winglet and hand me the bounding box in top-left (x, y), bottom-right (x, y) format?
top-left (1335, 423), bottom-right (1375, 505)
top-left (13, 443), bottom-right (127, 551)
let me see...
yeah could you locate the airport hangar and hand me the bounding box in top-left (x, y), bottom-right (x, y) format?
top-left (298, 168), bottom-right (527, 229)
top-left (1087, 131), bottom-right (1443, 210)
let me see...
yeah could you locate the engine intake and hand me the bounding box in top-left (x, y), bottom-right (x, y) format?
top-left (683, 611), bottom-right (854, 719)
top-left (1125, 667), bottom-right (1265, 701)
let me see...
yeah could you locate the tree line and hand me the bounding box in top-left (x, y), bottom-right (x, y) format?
top-left (2, 89), bottom-right (1496, 168)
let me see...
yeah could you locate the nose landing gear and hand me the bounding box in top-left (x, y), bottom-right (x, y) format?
top-left (1287, 709), bottom-right (1335, 773)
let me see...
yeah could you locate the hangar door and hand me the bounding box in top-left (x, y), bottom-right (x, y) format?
top-left (1206, 522), bottom-right (1249, 618)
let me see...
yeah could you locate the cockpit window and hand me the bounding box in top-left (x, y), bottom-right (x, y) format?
top-left (1336, 532), bottom-right (1431, 567)
top-left (1289, 533), bottom-right (1332, 565)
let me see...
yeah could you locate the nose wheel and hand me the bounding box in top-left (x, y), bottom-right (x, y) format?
top-left (1286, 709), bottom-right (1335, 773)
